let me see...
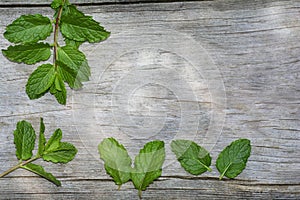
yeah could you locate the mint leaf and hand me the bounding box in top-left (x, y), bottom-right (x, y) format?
top-left (21, 163), bottom-right (61, 186)
top-left (51, 0), bottom-right (69, 9)
top-left (0, 119), bottom-right (77, 186)
top-left (2, 43), bottom-right (51, 65)
top-left (13, 120), bottom-right (36, 160)
top-left (26, 64), bottom-right (56, 99)
top-left (65, 38), bottom-right (83, 49)
top-left (50, 74), bottom-right (67, 105)
top-left (62, 5), bottom-right (85, 17)
top-left (37, 118), bottom-right (46, 156)
top-left (43, 142), bottom-right (77, 163)
top-left (43, 129), bottom-right (77, 163)
top-left (131, 141), bottom-right (165, 198)
top-left (171, 140), bottom-right (212, 175)
top-left (98, 138), bottom-right (132, 186)
top-left (60, 13), bottom-right (110, 43)
top-left (4, 14), bottom-right (53, 44)
top-left (216, 139), bottom-right (251, 180)
top-left (57, 45), bottom-right (85, 71)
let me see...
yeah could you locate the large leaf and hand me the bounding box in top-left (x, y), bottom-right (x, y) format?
top-left (131, 141), bottom-right (165, 198)
top-left (21, 163), bottom-right (61, 186)
top-left (216, 139), bottom-right (251, 180)
top-left (57, 45), bottom-right (85, 71)
top-left (13, 120), bottom-right (36, 160)
top-left (2, 43), bottom-right (51, 65)
top-left (4, 14), bottom-right (53, 44)
top-left (60, 13), bottom-right (110, 43)
top-left (26, 64), bottom-right (56, 99)
top-left (98, 138), bottom-right (132, 186)
top-left (42, 129), bottom-right (77, 163)
top-left (171, 140), bottom-right (212, 175)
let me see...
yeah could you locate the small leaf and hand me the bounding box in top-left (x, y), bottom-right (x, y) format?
top-left (51, 0), bottom-right (69, 9)
top-left (50, 74), bottom-right (67, 105)
top-left (4, 14), bottom-right (53, 44)
top-left (98, 138), bottom-right (132, 186)
top-left (37, 118), bottom-right (46, 156)
top-left (44, 129), bottom-right (62, 153)
top-left (2, 43), bottom-right (51, 65)
top-left (26, 64), bottom-right (56, 99)
top-left (43, 142), bottom-right (77, 163)
top-left (171, 140), bottom-right (212, 175)
top-left (216, 139), bottom-right (251, 180)
top-left (65, 38), bottom-right (83, 49)
top-left (21, 163), bottom-right (61, 186)
top-left (60, 13), bottom-right (110, 43)
top-left (131, 141), bottom-right (165, 197)
top-left (14, 120), bottom-right (36, 160)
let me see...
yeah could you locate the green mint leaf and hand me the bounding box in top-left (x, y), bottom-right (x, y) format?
top-left (51, 0), bottom-right (70, 9)
top-left (4, 14), bottom-right (53, 44)
top-left (2, 43), bottom-right (51, 65)
top-left (26, 64), bottom-right (56, 99)
top-left (62, 5), bottom-right (85, 17)
top-left (171, 140), bottom-right (212, 175)
top-left (43, 142), bottom-right (77, 163)
top-left (216, 139), bottom-right (251, 180)
top-left (43, 129), bottom-right (77, 163)
top-left (50, 74), bottom-right (67, 105)
top-left (131, 141), bottom-right (165, 198)
top-left (57, 58), bottom-right (90, 89)
top-left (37, 118), bottom-right (46, 156)
top-left (65, 38), bottom-right (83, 49)
top-left (13, 120), bottom-right (36, 160)
top-left (21, 163), bottom-right (61, 186)
top-left (60, 13), bottom-right (110, 43)
top-left (98, 138), bottom-right (132, 186)
top-left (57, 45), bottom-right (85, 71)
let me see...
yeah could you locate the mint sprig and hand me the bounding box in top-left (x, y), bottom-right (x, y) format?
top-left (2, 0), bottom-right (110, 105)
top-left (0, 118), bottom-right (77, 186)
top-left (98, 138), bottom-right (166, 199)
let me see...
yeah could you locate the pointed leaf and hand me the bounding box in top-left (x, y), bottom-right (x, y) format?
top-left (44, 129), bottom-right (62, 153)
top-left (98, 138), bottom-right (132, 186)
top-left (37, 118), bottom-right (46, 156)
top-left (26, 64), bottom-right (56, 99)
top-left (2, 43), bottom-right (51, 65)
top-left (131, 141), bottom-right (165, 194)
top-left (171, 140), bottom-right (212, 175)
top-left (4, 14), bottom-right (53, 44)
top-left (60, 13), bottom-right (110, 43)
top-left (50, 74), bottom-right (67, 105)
top-left (14, 120), bottom-right (36, 160)
top-left (65, 38), bottom-right (83, 49)
top-left (42, 142), bottom-right (77, 163)
top-left (21, 163), bottom-right (61, 186)
top-left (216, 139), bottom-right (251, 179)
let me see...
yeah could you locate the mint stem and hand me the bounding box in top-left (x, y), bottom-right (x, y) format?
top-left (0, 156), bottom-right (39, 178)
top-left (53, 1), bottom-right (65, 69)
top-left (219, 163), bottom-right (232, 180)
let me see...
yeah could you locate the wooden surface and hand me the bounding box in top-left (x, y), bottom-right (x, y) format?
top-left (0, 0), bottom-right (300, 199)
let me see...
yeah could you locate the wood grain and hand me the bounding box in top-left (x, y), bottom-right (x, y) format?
top-left (0, 0), bottom-right (299, 199)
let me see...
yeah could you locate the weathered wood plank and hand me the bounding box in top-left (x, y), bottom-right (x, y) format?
top-left (0, 0), bottom-right (299, 199)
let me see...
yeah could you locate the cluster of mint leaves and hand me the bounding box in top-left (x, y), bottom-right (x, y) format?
top-left (0, 118), bottom-right (77, 186)
top-left (2, 0), bottom-right (110, 105)
top-left (171, 139), bottom-right (251, 180)
top-left (98, 138), bottom-right (251, 198)
top-left (98, 138), bottom-right (166, 199)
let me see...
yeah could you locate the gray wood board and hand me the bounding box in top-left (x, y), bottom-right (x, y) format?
top-left (0, 0), bottom-right (299, 199)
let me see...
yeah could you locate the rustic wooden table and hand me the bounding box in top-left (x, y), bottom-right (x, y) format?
top-left (0, 0), bottom-right (299, 199)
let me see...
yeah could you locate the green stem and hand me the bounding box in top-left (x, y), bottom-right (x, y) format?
top-left (195, 159), bottom-right (212, 172)
top-left (0, 156), bottom-right (39, 178)
top-left (53, 2), bottom-right (65, 70)
top-left (219, 163), bottom-right (232, 180)
top-left (138, 190), bottom-right (142, 199)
